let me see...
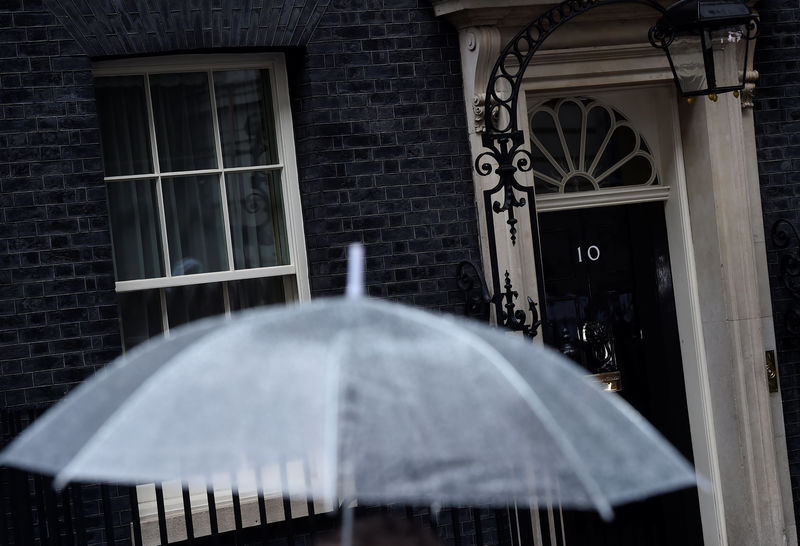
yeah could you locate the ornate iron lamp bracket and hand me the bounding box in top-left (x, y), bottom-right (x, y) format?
top-left (457, 261), bottom-right (541, 339)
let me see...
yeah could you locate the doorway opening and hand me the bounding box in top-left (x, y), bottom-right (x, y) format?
top-left (538, 202), bottom-right (703, 545)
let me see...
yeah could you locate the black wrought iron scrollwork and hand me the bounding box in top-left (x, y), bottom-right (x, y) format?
top-left (456, 261), bottom-right (491, 322)
top-left (491, 168), bottom-right (527, 245)
top-left (462, 0), bottom-right (674, 342)
top-left (498, 271), bottom-right (541, 339)
top-left (455, 261), bottom-right (541, 338)
top-left (243, 178), bottom-right (275, 221)
top-left (480, 132), bottom-right (531, 244)
top-left (480, 0), bottom-right (668, 139)
top-left (472, 0), bottom-right (670, 343)
top-left (244, 190), bottom-right (269, 214)
top-left (647, 20), bottom-right (675, 50)
top-left (771, 219), bottom-right (800, 335)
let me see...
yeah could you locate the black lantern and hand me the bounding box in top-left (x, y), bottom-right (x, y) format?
top-left (649, 0), bottom-right (758, 98)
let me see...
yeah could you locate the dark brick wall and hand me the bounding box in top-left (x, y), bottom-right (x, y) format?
top-left (1, 0), bottom-right (480, 409)
top-left (45, 0), bottom-right (331, 57)
top-left (2, 0), bottom-right (479, 541)
top-left (0, 0), bottom-right (120, 409)
top-left (753, 0), bottom-right (800, 525)
top-left (293, 0), bottom-right (480, 308)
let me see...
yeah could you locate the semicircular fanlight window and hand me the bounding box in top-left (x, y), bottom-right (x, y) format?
top-left (528, 98), bottom-right (658, 195)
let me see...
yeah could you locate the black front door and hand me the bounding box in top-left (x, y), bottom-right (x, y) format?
top-left (538, 202), bottom-right (703, 545)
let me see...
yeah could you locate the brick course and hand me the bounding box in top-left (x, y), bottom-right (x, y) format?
top-left (45, 0), bottom-right (332, 57)
top-left (0, 0), bottom-right (480, 542)
top-left (1, 0), bottom-right (480, 409)
top-left (754, 0), bottom-right (800, 524)
top-left (292, 0), bottom-right (480, 305)
top-left (0, 0), bottom-right (119, 409)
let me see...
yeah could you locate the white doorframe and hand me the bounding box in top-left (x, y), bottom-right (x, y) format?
top-left (454, 10), bottom-right (792, 537)
top-left (522, 79), bottom-right (727, 546)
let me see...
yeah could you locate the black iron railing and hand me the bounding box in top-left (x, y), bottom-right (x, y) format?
top-left (0, 406), bottom-right (526, 546)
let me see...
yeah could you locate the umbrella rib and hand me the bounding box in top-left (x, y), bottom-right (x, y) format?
top-left (51, 366), bottom-right (182, 490)
top-left (373, 302), bottom-right (615, 520)
top-left (0, 317), bottom-right (223, 480)
top-left (50, 318), bottom-right (241, 489)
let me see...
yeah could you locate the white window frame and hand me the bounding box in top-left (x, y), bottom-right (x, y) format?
top-left (93, 53), bottom-right (310, 325)
top-left (94, 54), bottom-right (313, 540)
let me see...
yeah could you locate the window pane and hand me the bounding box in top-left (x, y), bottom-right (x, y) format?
top-left (228, 277), bottom-right (286, 311)
top-left (668, 35), bottom-right (707, 94)
top-left (118, 289), bottom-right (162, 350)
top-left (711, 25), bottom-right (747, 89)
top-left (106, 179), bottom-right (165, 281)
top-left (557, 100), bottom-right (582, 171)
top-left (162, 175), bottom-right (229, 275)
top-left (531, 109), bottom-right (568, 174)
top-left (226, 170), bottom-right (289, 269)
top-left (95, 76), bottom-right (153, 176)
top-left (529, 98), bottom-right (657, 194)
top-left (584, 105), bottom-right (612, 171)
top-left (213, 69), bottom-right (279, 167)
top-left (150, 72), bottom-right (217, 172)
top-left (165, 283), bottom-right (224, 328)
top-left (594, 125), bottom-right (636, 178)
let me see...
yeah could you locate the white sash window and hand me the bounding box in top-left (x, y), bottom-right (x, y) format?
top-left (94, 54), bottom-right (309, 350)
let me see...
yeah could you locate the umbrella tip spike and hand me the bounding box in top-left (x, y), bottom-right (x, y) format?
top-left (598, 502), bottom-right (615, 523)
top-left (346, 242), bottom-right (365, 299)
top-left (51, 474), bottom-right (69, 492)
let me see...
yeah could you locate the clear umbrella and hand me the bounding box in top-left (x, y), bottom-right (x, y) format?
top-left (0, 248), bottom-right (698, 523)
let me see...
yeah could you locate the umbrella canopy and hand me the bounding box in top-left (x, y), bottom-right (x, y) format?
top-left (0, 296), bottom-right (698, 520)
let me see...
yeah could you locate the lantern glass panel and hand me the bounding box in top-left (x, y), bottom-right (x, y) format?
top-left (668, 34), bottom-right (707, 94)
top-left (710, 24), bottom-right (748, 89)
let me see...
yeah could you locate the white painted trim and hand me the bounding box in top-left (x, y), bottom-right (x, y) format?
top-left (95, 53), bottom-right (311, 305)
top-left (223, 164), bottom-right (283, 173)
top-left (208, 70), bottom-right (236, 273)
top-left (536, 186), bottom-right (670, 212)
top-left (271, 54), bottom-right (311, 301)
top-left (104, 173), bottom-right (158, 182)
top-left (222, 282), bottom-right (232, 317)
top-left (104, 164), bottom-right (283, 182)
top-left (662, 88), bottom-right (728, 546)
top-left (530, 43), bottom-right (668, 66)
top-left (518, 43), bottom-right (674, 92)
top-left (134, 481), bottom-right (336, 544)
top-left (158, 288), bottom-right (169, 334)
top-left (92, 53), bottom-right (287, 77)
top-left (114, 265), bottom-right (297, 293)
top-left (143, 72), bottom-right (171, 279)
